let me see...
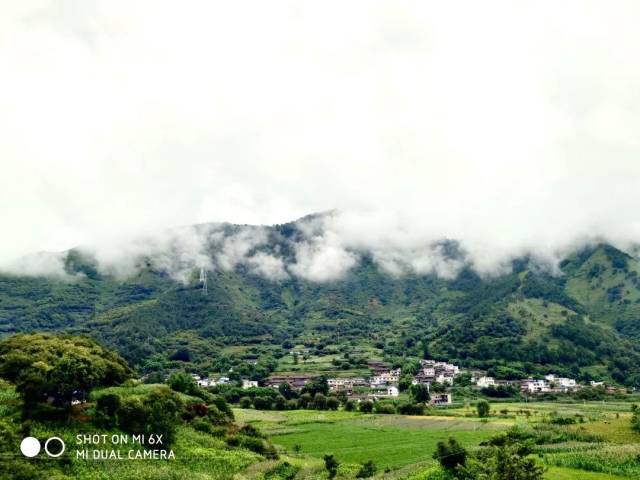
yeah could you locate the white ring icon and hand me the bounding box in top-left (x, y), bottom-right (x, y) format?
top-left (20, 437), bottom-right (41, 457)
top-left (44, 437), bottom-right (65, 457)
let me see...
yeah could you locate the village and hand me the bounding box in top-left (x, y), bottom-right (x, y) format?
top-left (187, 357), bottom-right (611, 407)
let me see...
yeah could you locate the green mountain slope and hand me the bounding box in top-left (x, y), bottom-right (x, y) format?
top-left (1, 221), bottom-right (640, 386)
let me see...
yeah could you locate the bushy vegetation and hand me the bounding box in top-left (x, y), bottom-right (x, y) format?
top-left (0, 334), bottom-right (276, 480)
top-left (631, 403), bottom-right (640, 433)
top-left (355, 460), bottom-right (377, 478)
top-left (433, 433), bottom-right (544, 480)
top-left (264, 461), bottom-right (299, 479)
top-left (542, 444), bottom-right (640, 478)
top-left (0, 333), bottom-right (133, 414)
top-left (324, 454), bottom-right (339, 479)
top-left (476, 400), bottom-right (490, 418)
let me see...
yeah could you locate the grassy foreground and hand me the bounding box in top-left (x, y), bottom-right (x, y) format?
top-left (2, 373), bottom-right (639, 480)
top-left (235, 400), bottom-right (640, 480)
top-left (0, 380), bottom-right (261, 480)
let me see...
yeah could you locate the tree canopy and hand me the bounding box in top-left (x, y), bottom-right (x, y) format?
top-left (0, 333), bottom-right (133, 409)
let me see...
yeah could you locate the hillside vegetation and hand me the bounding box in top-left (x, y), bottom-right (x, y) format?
top-left (1, 219), bottom-right (640, 386)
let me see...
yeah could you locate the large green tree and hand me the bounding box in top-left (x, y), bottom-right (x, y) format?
top-left (0, 333), bottom-right (133, 410)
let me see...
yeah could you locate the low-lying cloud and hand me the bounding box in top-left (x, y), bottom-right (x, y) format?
top-left (0, 210), bottom-right (631, 285)
top-left (2, 2), bottom-right (640, 282)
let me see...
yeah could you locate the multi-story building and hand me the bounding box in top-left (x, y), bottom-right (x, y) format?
top-left (371, 369), bottom-right (401, 387)
top-left (327, 377), bottom-right (367, 392)
top-left (520, 378), bottom-right (550, 393)
top-left (545, 374), bottom-right (578, 392)
top-left (476, 376), bottom-right (496, 388)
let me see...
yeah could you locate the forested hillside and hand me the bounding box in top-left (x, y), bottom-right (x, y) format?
top-left (1, 218), bottom-right (640, 386)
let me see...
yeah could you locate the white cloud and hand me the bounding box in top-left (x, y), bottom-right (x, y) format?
top-left (289, 229), bottom-right (359, 282)
top-left (87, 225), bottom-right (216, 282)
top-left (247, 252), bottom-right (289, 281)
top-left (215, 227), bottom-right (268, 271)
top-left (2, 1), bottom-right (640, 280)
top-left (2, 251), bottom-right (75, 279)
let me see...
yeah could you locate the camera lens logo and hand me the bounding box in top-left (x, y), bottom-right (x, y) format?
top-left (20, 436), bottom-right (65, 457)
top-left (20, 437), bottom-right (40, 457)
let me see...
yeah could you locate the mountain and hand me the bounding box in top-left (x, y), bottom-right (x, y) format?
top-left (1, 217), bottom-right (640, 386)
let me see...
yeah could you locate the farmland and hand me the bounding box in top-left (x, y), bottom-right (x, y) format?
top-left (236, 409), bottom-right (501, 468)
top-left (235, 400), bottom-right (640, 479)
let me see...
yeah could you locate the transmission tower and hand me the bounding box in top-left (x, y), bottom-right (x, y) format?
top-left (199, 266), bottom-right (208, 295)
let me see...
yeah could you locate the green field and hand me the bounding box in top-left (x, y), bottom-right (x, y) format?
top-left (235, 401), bottom-right (640, 479)
top-left (236, 409), bottom-right (502, 468)
top-left (2, 372), bottom-right (640, 479)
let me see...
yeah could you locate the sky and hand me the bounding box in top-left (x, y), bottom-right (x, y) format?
top-left (2, 1), bottom-right (640, 280)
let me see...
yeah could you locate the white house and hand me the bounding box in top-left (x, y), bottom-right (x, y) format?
top-left (436, 374), bottom-right (454, 385)
top-left (422, 360), bottom-right (460, 376)
top-left (328, 377), bottom-right (366, 391)
top-left (191, 374), bottom-right (213, 387)
top-left (521, 378), bottom-right (550, 393)
top-left (422, 367), bottom-right (436, 377)
top-left (371, 369), bottom-right (400, 387)
top-left (242, 379), bottom-right (258, 389)
top-left (476, 376), bottom-right (496, 388)
top-left (545, 374), bottom-right (578, 391)
top-left (387, 386), bottom-right (399, 397)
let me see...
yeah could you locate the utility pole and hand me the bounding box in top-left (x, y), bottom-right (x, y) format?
top-left (199, 266), bottom-right (208, 295)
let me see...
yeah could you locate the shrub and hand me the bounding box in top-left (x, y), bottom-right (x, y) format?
top-left (356, 460), bottom-right (377, 478)
top-left (239, 435), bottom-right (267, 454)
top-left (169, 348), bottom-right (191, 362)
top-left (397, 402), bottom-right (424, 415)
top-left (273, 395), bottom-right (287, 410)
top-left (313, 393), bottom-right (327, 410)
top-left (549, 416), bottom-right (576, 425)
top-left (298, 393), bottom-right (313, 408)
top-left (326, 396), bottom-right (340, 410)
top-left (410, 384), bottom-right (430, 403)
top-left (191, 418), bottom-right (214, 434)
top-left (324, 454), bottom-right (339, 479)
top-left (110, 387), bottom-right (184, 448)
top-left (167, 372), bottom-right (197, 394)
top-left (265, 462), bottom-right (299, 480)
top-left (374, 402), bottom-right (396, 414)
top-left (434, 437), bottom-right (467, 470)
top-left (631, 406), bottom-right (640, 433)
top-left (187, 402), bottom-right (208, 418)
top-left (210, 394), bottom-right (234, 417)
top-left (131, 388), bottom-right (183, 447)
top-left (302, 377), bottom-right (329, 396)
top-left (462, 442), bottom-right (543, 479)
top-left (477, 400), bottom-right (491, 418)
top-left (253, 396), bottom-right (272, 410)
top-left (95, 393), bottom-right (121, 427)
top-left (226, 432), bottom-right (277, 458)
top-left (359, 400), bottom-right (374, 413)
top-left (239, 424), bottom-right (262, 438)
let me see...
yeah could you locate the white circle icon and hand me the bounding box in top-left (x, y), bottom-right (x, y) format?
top-left (44, 437), bottom-right (65, 457)
top-left (20, 437), bottom-right (41, 457)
